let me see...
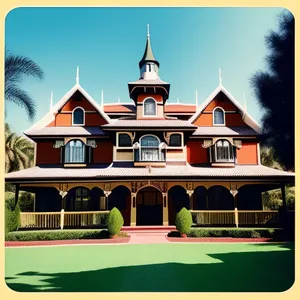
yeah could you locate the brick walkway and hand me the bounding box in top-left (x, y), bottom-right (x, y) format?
top-left (127, 231), bottom-right (170, 244)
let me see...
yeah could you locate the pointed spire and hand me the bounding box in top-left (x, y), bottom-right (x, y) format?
top-left (139, 24), bottom-right (159, 69)
top-left (76, 66), bottom-right (80, 84)
top-left (195, 89), bottom-right (198, 107)
top-left (117, 97), bottom-right (120, 103)
top-left (177, 98), bottom-right (180, 104)
top-left (50, 91), bottom-right (53, 111)
top-left (219, 68), bottom-right (222, 86)
top-left (101, 90), bottom-right (104, 107)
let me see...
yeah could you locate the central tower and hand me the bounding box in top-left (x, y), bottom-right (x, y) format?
top-left (128, 25), bottom-right (170, 119)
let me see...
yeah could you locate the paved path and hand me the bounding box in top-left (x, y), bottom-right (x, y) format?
top-left (127, 231), bottom-right (170, 244)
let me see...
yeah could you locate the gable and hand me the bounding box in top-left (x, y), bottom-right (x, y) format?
top-left (26, 84), bottom-right (111, 131)
top-left (189, 86), bottom-right (261, 133)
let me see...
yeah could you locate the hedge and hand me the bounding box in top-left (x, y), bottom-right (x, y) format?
top-left (184, 228), bottom-right (288, 240)
top-left (5, 229), bottom-right (129, 241)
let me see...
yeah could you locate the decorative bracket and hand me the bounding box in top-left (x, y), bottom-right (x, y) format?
top-left (87, 140), bottom-right (97, 148)
top-left (54, 140), bottom-right (65, 148)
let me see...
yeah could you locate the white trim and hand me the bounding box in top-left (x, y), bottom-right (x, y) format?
top-left (189, 84), bottom-right (261, 134)
top-left (213, 107), bottom-right (225, 126)
top-left (72, 107), bottom-right (85, 126)
top-left (25, 83), bottom-right (111, 132)
top-left (139, 134), bottom-right (161, 162)
top-left (257, 143), bottom-right (261, 165)
top-left (142, 97), bottom-right (157, 117)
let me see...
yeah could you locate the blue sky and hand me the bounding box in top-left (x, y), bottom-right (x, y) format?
top-left (5, 7), bottom-right (285, 134)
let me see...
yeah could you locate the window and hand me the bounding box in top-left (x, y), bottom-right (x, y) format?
top-left (169, 134), bottom-right (182, 147)
top-left (213, 107), bottom-right (225, 125)
top-left (140, 135), bottom-right (165, 161)
top-left (144, 98), bottom-right (156, 116)
top-left (66, 187), bottom-right (90, 211)
top-left (211, 140), bottom-right (234, 162)
top-left (65, 140), bottom-right (86, 163)
top-left (118, 133), bottom-right (132, 147)
top-left (72, 107), bottom-right (84, 125)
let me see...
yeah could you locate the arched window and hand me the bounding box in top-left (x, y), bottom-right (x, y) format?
top-left (144, 98), bottom-right (156, 116)
top-left (118, 133), bottom-right (132, 147)
top-left (169, 133), bottom-right (182, 147)
top-left (213, 139), bottom-right (234, 162)
top-left (72, 107), bottom-right (84, 125)
top-left (66, 187), bottom-right (90, 211)
top-left (65, 140), bottom-right (85, 163)
top-left (213, 107), bottom-right (225, 125)
top-left (140, 135), bottom-right (163, 161)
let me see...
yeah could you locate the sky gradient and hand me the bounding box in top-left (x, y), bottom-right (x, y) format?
top-left (5, 7), bottom-right (285, 134)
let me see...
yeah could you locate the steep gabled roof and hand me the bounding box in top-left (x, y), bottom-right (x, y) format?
top-left (189, 84), bottom-right (262, 134)
top-left (26, 83), bottom-right (111, 132)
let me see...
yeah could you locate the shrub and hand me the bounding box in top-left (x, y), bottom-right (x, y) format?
top-left (107, 207), bottom-right (124, 237)
top-left (175, 207), bottom-right (192, 235)
top-left (5, 229), bottom-right (129, 241)
top-left (5, 192), bottom-right (21, 235)
top-left (18, 192), bottom-right (34, 212)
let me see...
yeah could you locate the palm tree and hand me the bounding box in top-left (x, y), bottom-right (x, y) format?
top-left (260, 146), bottom-right (284, 170)
top-left (5, 123), bottom-right (34, 173)
top-left (5, 50), bottom-right (44, 121)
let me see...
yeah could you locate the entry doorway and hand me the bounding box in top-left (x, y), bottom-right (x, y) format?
top-left (136, 186), bottom-right (163, 225)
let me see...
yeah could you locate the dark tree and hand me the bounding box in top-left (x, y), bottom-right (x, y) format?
top-left (5, 50), bottom-right (44, 121)
top-left (251, 11), bottom-right (294, 170)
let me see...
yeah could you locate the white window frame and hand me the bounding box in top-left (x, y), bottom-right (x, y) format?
top-left (168, 132), bottom-right (184, 149)
top-left (143, 97), bottom-right (157, 117)
top-left (213, 107), bottom-right (225, 126)
top-left (64, 139), bottom-right (86, 163)
top-left (139, 134), bottom-right (163, 161)
top-left (72, 107), bottom-right (85, 126)
top-left (114, 132), bottom-right (134, 162)
top-left (116, 132), bottom-right (133, 148)
top-left (213, 139), bottom-right (234, 163)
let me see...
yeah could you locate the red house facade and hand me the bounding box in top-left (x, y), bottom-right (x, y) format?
top-left (6, 30), bottom-right (294, 229)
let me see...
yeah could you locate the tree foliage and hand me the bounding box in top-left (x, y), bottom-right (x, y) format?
top-left (251, 11), bottom-right (294, 170)
top-left (5, 123), bottom-right (34, 173)
top-left (5, 50), bottom-right (44, 121)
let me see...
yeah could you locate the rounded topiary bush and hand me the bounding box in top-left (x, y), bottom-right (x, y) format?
top-left (175, 207), bottom-right (192, 237)
top-left (107, 207), bottom-right (124, 238)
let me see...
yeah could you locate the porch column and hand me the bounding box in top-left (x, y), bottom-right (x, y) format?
top-left (162, 192), bottom-right (168, 226)
top-left (14, 184), bottom-right (20, 209)
top-left (130, 193), bottom-right (137, 226)
top-left (186, 189), bottom-right (194, 210)
top-left (59, 191), bottom-right (68, 230)
top-left (104, 191), bottom-right (112, 210)
top-left (281, 183), bottom-right (287, 211)
top-left (230, 189), bottom-right (239, 228)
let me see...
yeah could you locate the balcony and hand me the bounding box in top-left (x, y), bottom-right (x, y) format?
top-left (133, 142), bottom-right (166, 167)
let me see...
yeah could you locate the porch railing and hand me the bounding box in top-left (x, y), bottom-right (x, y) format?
top-left (20, 210), bottom-right (110, 229)
top-left (190, 210), bottom-right (279, 227)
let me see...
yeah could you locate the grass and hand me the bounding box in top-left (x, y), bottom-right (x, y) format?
top-left (5, 243), bottom-right (294, 292)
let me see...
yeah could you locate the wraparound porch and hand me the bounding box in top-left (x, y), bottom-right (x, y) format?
top-left (14, 179), bottom-right (291, 229)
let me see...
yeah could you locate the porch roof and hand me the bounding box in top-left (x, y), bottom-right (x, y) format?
top-left (25, 126), bottom-right (106, 137)
top-left (5, 163), bottom-right (294, 183)
top-left (192, 126), bottom-right (258, 136)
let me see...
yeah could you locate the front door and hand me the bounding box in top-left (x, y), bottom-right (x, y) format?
top-left (136, 187), bottom-right (163, 225)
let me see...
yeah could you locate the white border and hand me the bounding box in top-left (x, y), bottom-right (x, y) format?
top-left (72, 107), bottom-right (85, 126)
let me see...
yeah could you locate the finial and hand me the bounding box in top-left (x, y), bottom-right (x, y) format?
top-left (117, 97), bottom-right (120, 103)
top-left (243, 92), bottom-right (247, 112)
top-left (177, 98), bottom-right (180, 104)
top-left (219, 68), bottom-right (222, 86)
top-left (50, 91), bottom-right (53, 111)
top-left (147, 24), bottom-right (150, 38)
top-left (101, 90), bottom-right (104, 107)
top-left (76, 66), bottom-right (80, 84)
top-left (195, 89), bottom-right (198, 107)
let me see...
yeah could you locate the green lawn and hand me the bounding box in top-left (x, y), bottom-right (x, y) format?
top-left (5, 243), bottom-right (294, 292)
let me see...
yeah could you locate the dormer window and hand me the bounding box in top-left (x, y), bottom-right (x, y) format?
top-left (144, 98), bottom-right (156, 116)
top-left (213, 107), bottom-right (225, 125)
top-left (72, 107), bottom-right (85, 125)
top-left (65, 140), bottom-right (86, 163)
